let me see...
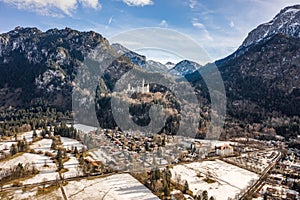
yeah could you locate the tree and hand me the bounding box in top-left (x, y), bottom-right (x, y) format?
top-left (183, 180), bottom-right (189, 193)
top-left (42, 177), bottom-right (48, 191)
top-left (16, 163), bottom-right (24, 176)
top-left (32, 129), bottom-right (37, 138)
top-left (164, 166), bottom-right (172, 187)
top-left (78, 153), bottom-right (84, 165)
top-left (162, 136), bottom-right (166, 146)
top-left (51, 139), bottom-right (57, 150)
top-left (58, 158), bottom-right (64, 171)
top-left (17, 140), bottom-right (26, 152)
top-left (157, 147), bottom-right (162, 157)
top-left (164, 185), bottom-right (170, 196)
top-left (74, 146), bottom-right (78, 155)
top-left (145, 141), bottom-right (149, 151)
top-left (209, 196), bottom-right (215, 200)
top-left (263, 192), bottom-right (268, 200)
top-left (202, 190), bottom-right (208, 200)
top-left (10, 144), bottom-right (18, 155)
top-left (56, 149), bottom-right (62, 160)
top-left (40, 129), bottom-right (46, 138)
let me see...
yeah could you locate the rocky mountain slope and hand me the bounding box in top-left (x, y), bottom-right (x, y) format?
top-left (187, 4), bottom-right (300, 123)
top-left (169, 60), bottom-right (200, 76)
top-left (0, 27), bottom-right (121, 110)
top-left (112, 43), bottom-right (169, 73)
top-left (241, 5), bottom-right (300, 48)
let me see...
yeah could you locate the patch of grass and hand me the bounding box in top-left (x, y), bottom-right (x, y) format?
top-left (62, 157), bottom-right (70, 163)
top-left (59, 168), bottom-right (69, 173)
top-left (203, 177), bottom-right (216, 184)
top-left (0, 152), bottom-right (24, 162)
top-left (0, 191), bottom-right (11, 200)
top-left (0, 172), bottom-right (39, 186)
top-left (36, 183), bottom-right (60, 196)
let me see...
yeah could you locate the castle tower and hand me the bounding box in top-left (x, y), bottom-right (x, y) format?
top-left (142, 79), bottom-right (145, 93)
top-left (141, 79), bottom-right (145, 94)
top-left (127, 83), bottom-right (131, 92)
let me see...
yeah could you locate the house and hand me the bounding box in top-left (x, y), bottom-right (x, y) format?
top-left (215, 144), bottom-right (233, 156)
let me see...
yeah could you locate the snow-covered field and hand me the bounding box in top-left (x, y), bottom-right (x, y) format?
top-left (12, 188), bottom-right (63, 200)
top-left (74, 124), bottom-right (97, 133)
top-left (89, 148), bottom-right (115, 164)
top-left (18, 130), bottom-right (42, 142)
top-left (63, 173), bottom-right (159, 200)
top-left (0, 141), bottom-right (15, 159)
top-left (22, 170), bottom-right (60, 185)
top-left (30, 139), bottom-right (52, 153)
top-left (8, 173), bottom-right (158, 200)
top-left (170, 160), bottom-right (259, 199)
top-left (0, 152), bottom-right (58, 184)
top-left (62, 154), bottom-right (82, 179)
top-left (61, 137), bottom-right (85, 151)
top-left (0, 153), bottom-right (55, 171)
top-left (0, 141), bottom-right (15, 151)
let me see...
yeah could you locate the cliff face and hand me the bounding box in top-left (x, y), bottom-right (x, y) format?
top-left (186, 5), bottom-right (300, 123)
top-left (0, 27), bottom-right (115, 109)
top-left (241, 5), bottom-right (300, 48)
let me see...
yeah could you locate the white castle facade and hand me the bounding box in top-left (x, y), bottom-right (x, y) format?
top-left (125, 79), bottom-right (150, 94)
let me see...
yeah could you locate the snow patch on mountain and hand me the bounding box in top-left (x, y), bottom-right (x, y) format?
top-left (241, 5), bottom-right (300, 48)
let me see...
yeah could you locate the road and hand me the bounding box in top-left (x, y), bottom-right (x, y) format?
top-left (239, 150), bottom-right (282, 200)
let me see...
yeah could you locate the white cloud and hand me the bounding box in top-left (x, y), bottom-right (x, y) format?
top-left (192, 19), bottom-right (213, 41)
top-left (159, 20), bottom-right (168, 28)
top-left (189, 0), bottom-right (197, 9)
top-left (1, 0), bottom-right (101, 16)
top-left (122, 0), bottom-right (153, 7)
top-left (192, 22), bottom-right (205, 29)
top-left (229, 20), bottom-right (235, 28)
top-left (80, 0), bottom-right (101, 9)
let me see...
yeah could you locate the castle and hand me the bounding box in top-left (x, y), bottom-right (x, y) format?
top-left (126, 79), bottom-right (150, 94)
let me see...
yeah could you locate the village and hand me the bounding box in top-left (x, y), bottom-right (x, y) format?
top-left (0, 123), bottom-right (299, 199)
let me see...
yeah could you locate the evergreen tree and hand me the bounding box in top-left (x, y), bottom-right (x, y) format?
top-left (74, 146), bottom-right (79, 155)
top-left (10, 144), bottom-right (18, 155)
top-left (56, 149), bottom-right (62, 160)
top-left (32, 129), bottom-right (37, 138)
top-left (51, 139), bottom-right (57, 150)
top-left (58, 158), bottom-right (64, 171)
top-left (78, 153), bottom-right (84, 165)
top-left (183, 180), bottom-right (189, 193)
top-left (202, 190), bottom-right (208, 200)
top-left (164, 185), bottom-right (170, 196)
top-left (40, 129), bottom-right (46, 138)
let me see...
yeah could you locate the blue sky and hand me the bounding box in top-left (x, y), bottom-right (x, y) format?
top-left (0, 0), bottom-right (299, 63)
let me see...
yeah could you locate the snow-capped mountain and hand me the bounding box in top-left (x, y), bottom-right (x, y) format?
top-left (111, 43), bottom-right (168, 73)
top-left (187, 4), bottom-right (300, 122)
top-left (169, 60), bottom-right (200, 76)
top-left (111, 43), bottom-right (146, 66)
top-left (165, 61), bottom-right (175, 69)
top-left (241, 4), bottom-right (300, 48)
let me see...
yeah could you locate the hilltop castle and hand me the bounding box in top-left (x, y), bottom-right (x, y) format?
top-left (126, 79), bottom-right (150, 94)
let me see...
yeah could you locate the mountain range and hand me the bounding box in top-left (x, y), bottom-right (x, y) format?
top-left (0, 5), bottom-right (300, 138)
top-left (187, 5), bottom-right (300, 122)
